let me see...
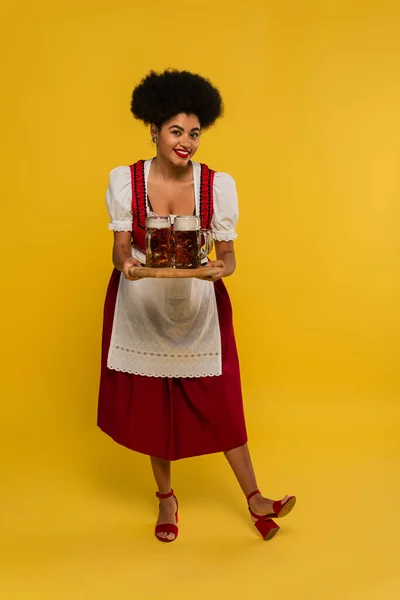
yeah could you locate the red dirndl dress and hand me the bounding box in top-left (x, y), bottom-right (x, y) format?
top-left (97, 161), bottom-right (247, 460)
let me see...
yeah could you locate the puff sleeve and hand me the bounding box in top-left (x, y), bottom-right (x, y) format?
top-left (106, 166), bottom-right (133, 232)
top-left (211, 172), bottom-right (239, 241)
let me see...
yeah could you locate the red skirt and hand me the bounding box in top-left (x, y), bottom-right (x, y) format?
top-left (97, 269), bottom-right (247, 461)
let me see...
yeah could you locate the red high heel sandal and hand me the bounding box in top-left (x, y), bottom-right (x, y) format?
top-left (247, 490), bottom-right (296, 540)
top-left (155, 490), bottom-right (179, 543)
top-left (247, 501), bottom-right (280, 540)
top-left (251, 489), bottom-right (297, 519)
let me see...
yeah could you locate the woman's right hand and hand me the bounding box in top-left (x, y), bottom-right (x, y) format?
top-left (122, 257), bottom-right (143, 281)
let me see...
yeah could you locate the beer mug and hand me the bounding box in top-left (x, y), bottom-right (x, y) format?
top-left (145, 216), bottom-right (171, 268)
top-left (172, 216), bottom-right (213, 269)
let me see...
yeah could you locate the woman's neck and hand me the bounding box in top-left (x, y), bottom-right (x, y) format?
top-left (151, 154), bottom-right (192, 181)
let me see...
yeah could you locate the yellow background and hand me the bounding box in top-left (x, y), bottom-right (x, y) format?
top-left (1, 0), bottom-right (399, 598)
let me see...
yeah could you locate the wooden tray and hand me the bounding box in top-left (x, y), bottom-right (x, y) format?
top-left (128, 266), bottom-right (220, 280)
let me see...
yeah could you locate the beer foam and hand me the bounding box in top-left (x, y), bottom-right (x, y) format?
top-left (173, 216), bottom-right (200, 231)
top-left (146, 216), bottom-right (170, 229)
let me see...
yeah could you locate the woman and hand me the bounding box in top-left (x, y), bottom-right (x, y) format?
top-left (98, 69), bottom-right (296, 542)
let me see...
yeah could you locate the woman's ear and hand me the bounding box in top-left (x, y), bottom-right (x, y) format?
top-left (150, 124), bottom-right (159, 140)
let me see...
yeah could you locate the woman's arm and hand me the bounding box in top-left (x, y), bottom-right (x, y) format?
top-left (215, 240), bottom-right (236, 276)
top-left (201, 240), bottom-right (236, 282)
top-left (112, 231), bottom-right (142, 281)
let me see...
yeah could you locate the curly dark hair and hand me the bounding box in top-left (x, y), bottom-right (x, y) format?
top-left (130, 69), bottom-right (224, 129)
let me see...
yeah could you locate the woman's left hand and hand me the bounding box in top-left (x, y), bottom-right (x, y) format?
top-left (198, 260), bottom-right (225, 282)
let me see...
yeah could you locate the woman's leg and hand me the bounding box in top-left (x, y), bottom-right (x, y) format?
top-left (224, 444), bottom-right (284, 516)
top-left (150, 456), bottom-right (177, 541)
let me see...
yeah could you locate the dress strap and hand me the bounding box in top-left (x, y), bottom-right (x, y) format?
top-left (129, 160), bottom-right (147, 230)
top-left (199, 163), bottom-right (215, 230)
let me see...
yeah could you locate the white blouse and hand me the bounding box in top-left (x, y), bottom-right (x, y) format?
top-left (106, 159), bottom-right (239, 242)
top-left (105, 159), bottom-right (239, 379)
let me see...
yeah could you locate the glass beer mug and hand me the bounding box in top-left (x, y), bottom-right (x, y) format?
top-left (172, 216), bottom-right (213, 269)
top-left (145, 216), bottom-right (171, 268)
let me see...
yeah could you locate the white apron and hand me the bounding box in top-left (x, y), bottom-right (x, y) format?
top-left (107, 162), bottom-right (222, 378)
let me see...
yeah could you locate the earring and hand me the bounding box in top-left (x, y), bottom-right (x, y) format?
top-left (152, 136), bottom-right (158, 143)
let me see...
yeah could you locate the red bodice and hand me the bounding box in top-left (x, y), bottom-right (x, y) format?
top-left (129, 160), bottom-right (215, 251)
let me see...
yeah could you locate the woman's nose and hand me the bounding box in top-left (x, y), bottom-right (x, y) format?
top-left (180, 136), bottom-right (191, 148)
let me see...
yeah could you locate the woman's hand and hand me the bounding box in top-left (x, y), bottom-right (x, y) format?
top-left (198, 260), bottom-right (225, 282)
top-left (122, 257), bottom-right (143, 281)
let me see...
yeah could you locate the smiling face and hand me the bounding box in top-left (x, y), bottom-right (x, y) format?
top-left (151, 113), bottom-right (201, 167)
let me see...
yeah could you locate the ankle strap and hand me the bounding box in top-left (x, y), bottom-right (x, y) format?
top-left (156, 489), bottom-right (174, 499)
top-left (247, 489), bottom-right (261, 502)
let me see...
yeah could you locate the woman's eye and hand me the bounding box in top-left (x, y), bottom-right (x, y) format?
top-left (191, 132), bottom-right (199, 139)
top-left (172, 130), bottom-right (181, 136)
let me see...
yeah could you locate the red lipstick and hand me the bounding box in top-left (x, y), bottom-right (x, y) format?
top-left (174, 149), bottom-right (190, 159)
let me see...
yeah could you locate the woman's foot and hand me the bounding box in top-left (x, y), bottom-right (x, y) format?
top-left (156, 494), bottom-right (178, 541)
top-left (248, 491), bottom-right (295, 520)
